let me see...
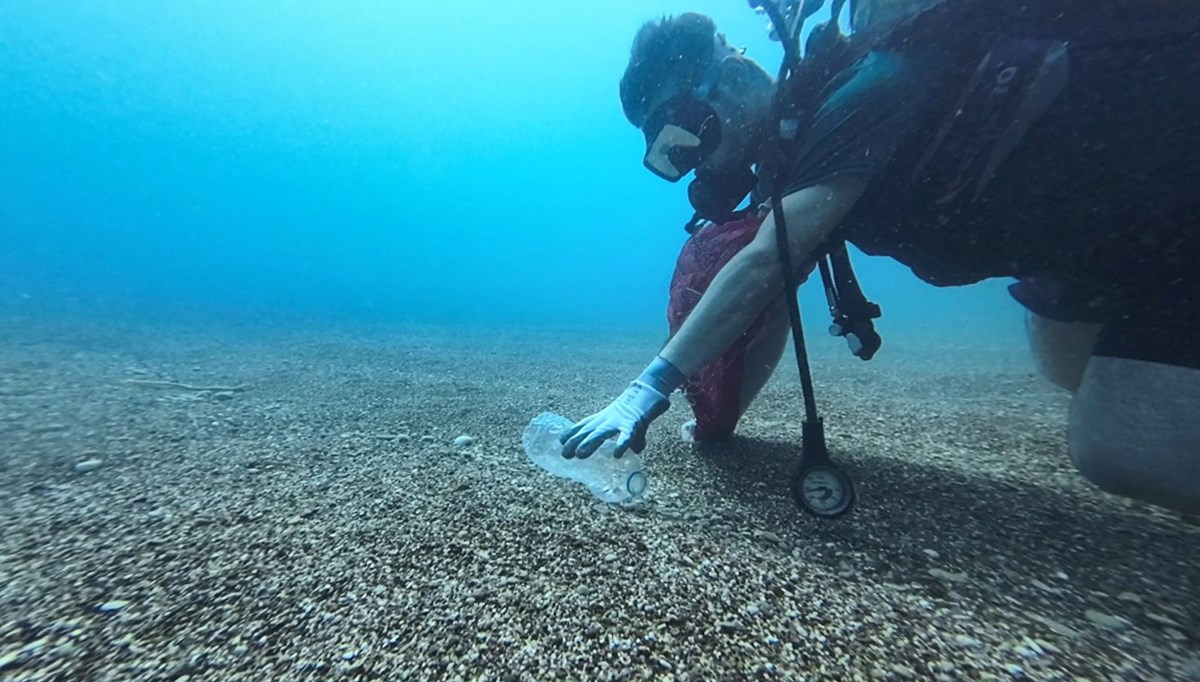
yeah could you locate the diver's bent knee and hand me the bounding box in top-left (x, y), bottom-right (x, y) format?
top-left (1068, 357), bottom-right (1200, 514)
top-left (1068, 438), bottom-right (1200, 514)
top-left (1026, 311), bottom-right (1100, 393)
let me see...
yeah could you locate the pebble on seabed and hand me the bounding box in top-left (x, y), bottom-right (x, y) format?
top-left (97, 600), bottom-right (128, 613)
top-left (453, 435), bottom-right (474, 447)
top-left (73, 459), bottom-right (103, 473)
top-left (1084, 609), bottom-right (1131, 631)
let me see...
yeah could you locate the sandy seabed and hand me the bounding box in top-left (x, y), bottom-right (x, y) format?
top-left (0, 316), bottom-right (1196, 681)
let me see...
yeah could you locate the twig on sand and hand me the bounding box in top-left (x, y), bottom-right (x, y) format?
top-left (120, 379), bottom-right (249, 392)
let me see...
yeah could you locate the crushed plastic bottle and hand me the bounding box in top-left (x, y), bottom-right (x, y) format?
top-left (522, 412), bottom-right (648, 503)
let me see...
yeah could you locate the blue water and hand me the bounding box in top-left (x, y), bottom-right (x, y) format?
top-left (1, 0), bottom-right (1021, 343)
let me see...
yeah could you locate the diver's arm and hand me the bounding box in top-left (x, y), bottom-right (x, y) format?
top-left (660, 176), bottom-right (869, 377)
top-left (559, 176), bottom-right (867, 460)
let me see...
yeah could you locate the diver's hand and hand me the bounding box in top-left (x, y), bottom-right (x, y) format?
top-left (559, 381), bottom-right (670, 460)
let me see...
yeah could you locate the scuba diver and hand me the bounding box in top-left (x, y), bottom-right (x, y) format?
top-left (560, 0), bottom-right (1200, 515)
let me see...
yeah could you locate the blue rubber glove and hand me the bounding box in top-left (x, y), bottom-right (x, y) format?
top-left (560, 356), bottom-right (685, 460)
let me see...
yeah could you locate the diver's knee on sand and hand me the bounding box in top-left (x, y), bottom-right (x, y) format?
top-left (1026, 311), bottom-right (1101, 393)
top-left (1068, 356), bottom-right (1200, 514)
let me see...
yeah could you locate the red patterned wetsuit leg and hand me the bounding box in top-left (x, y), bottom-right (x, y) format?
top-left (666, 213), bottom-right (768, 442)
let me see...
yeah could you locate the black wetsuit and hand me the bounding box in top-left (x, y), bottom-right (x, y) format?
top-left (784, 4), bottom-right (1200, 368)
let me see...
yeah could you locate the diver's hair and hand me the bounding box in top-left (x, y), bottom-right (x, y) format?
top-left (619, 13), bottom-right (717, 128)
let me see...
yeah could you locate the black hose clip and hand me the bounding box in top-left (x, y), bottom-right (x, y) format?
top-left (820, 245), bottom-right (883, 361)
top-left (828, 305), bottom-right (882, 360)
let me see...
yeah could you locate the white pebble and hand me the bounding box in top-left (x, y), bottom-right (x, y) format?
top-left (1084, 609), bottom-right (1131, 630)
top-left (680, 420), bottom-right (697, 444)
top-left (98, 600), bottom-right (128, 613)
top-left (953, 634), bottom-right (982, 648)
top-left (73, 459), bottom-right (103, 473)
top-left (0, 650), bottom-right (20, 671)
top-left (453, 435), bottom-right (474, 447)
top-left (928, 568), bottom-right (968, 583)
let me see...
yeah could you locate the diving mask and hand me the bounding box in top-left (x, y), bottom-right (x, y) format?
top-left (641, 95), bottom-right (722, 182)
top-left (639, 33), bottom-right (745, 182)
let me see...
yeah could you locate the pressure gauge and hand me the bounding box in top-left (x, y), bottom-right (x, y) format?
top-left (792, 464), bottom-right (854, 518)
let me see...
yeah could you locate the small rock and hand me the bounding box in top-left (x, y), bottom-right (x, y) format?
top-left (211, 391), bottom-right (235, 402)
top-left (1084, 609), bottom-right (1131, 631)
top-left (603, 552), bottom-right (618, 562)
top-left (1116, 591), bottom-right (1142, 603)
top-left (680, 421), bottom-right (697, 444)
top-left (98, 600), bottom-right (128, 613)
top-left (954, 635), bottom-right (982, 648)
top-left (922, 549), bottom-right (940, 559)
top-left (928, 568), bottom-right (969, 583)
top-left (32, 423), bottom-right (69, 434)
top-left (395, 433), bottom-right (412, 442)
top-left (1004, 663), bottom-right (1025, 678)
top-left (1016, 638), bottom-right (1043, 659)
top-left (584, 623), bottom-right (603, 638)
top-left (341, 649), bottom-right (358, 661)
top-left (891, 664), bottom-right (916, 679)
top-left (73, 459), bottom-right (103, 473)
top-left (147, 508), bottom-right (170, 522)
top-left (1033, 639), bottom-right (1060, 654)
top-left (717, 621), bottom-right (745, 633)
top-left (0, 650), bottom-right (22, 671)
top-left (753, 530), bottom-right (782, 545)
top-left (1144, 612), bottom-right (1182, 628)
top-left (1032, 615), bottom-right (1082, 639)
top-left (453, 435), bottom-right (474, 447)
